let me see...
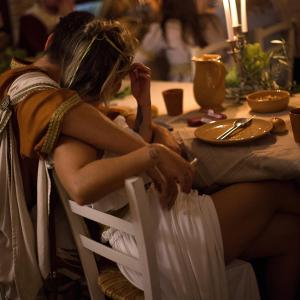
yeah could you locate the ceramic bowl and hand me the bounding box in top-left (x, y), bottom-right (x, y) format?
top-left (246, 90), bottom-right (290, 113)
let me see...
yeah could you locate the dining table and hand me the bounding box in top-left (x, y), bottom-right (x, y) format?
top-left (111, 80), bottom-right (300, 193)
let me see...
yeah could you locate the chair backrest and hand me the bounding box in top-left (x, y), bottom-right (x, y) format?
top-left (53, 174), bottom-right (161, 300)
top-left (253, 20), bottom-right (296, 83)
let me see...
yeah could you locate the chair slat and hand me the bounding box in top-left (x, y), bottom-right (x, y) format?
top-left (80, 235), bottom-right (142, 273)
top-left (69, 201), bottom-right (135, 235)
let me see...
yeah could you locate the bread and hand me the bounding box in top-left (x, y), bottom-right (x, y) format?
top-left (271, 117), bottom-right (287, 134)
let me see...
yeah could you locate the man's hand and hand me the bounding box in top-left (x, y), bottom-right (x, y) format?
top-left (152, 124), bottom-right (182, 155)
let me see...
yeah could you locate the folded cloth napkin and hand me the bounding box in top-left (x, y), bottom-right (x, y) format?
top-left (176, 125), bottom-right (300, 193)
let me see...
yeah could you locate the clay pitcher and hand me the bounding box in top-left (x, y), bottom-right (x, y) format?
top-left (192, 54), bottom-right (226, 110)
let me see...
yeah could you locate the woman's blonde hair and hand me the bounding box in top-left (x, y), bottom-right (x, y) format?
top-left (60, 19), bottom-right (138, 102)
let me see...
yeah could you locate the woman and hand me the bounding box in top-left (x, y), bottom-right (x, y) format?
top-left (134, 0), bottom-right (226, 81)
top-left (49, 17), bottom-right (300, 300)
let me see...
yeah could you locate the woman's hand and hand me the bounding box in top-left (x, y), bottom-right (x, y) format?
top-left (147, 166), bottom-right (179, 209)
top-left (151, 143), bottom-right (193, 194)
top-left (129, 63), bottom-right (151, 108)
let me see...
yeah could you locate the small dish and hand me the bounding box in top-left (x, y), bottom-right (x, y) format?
top-left (194, 118), bottom-right (273, 145)
top-left (246, 90), bottom-right (290, 113)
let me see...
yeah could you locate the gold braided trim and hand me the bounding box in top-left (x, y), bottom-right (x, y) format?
top-left (41, 94), bottom-right (82, 155)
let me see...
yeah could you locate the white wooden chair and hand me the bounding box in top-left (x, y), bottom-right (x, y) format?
top-left (53, 173), bottom-right (261, 300)
top-left (253, 20), bottom-right (296, 83)
top-left (53, 174), bottom-right (161, 300)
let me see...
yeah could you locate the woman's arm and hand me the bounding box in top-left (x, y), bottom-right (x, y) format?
top-left (53, 137), bottom-right (193, 206)
top-left (129, 63), bottom-right (153, 142)
top-left (126, 114), bottom-right (181, 155)
top-left (53, 136), bottom-right (156, 205)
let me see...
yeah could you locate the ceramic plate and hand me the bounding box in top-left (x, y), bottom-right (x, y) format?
top-left (194, 118), bottom-right (273, 145)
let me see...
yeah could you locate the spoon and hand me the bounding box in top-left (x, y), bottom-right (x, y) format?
top-left (216, 118), bottom-right (253, 140)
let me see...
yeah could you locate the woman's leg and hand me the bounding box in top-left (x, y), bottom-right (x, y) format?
top-left (211, 180), bottom-right (300, 299)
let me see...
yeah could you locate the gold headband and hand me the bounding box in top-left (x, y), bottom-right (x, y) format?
top-left (68, 35), bottom-right (98, 87)
top-left (99, 33), bottom-right (129, 61)
top-left (68, 33), bottom-right (130, 88)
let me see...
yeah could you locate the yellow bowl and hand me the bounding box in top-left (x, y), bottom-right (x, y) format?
top-left (246, 90), bottom-right (290, 113)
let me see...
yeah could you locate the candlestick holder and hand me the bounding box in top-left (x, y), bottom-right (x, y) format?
top-left (226, 26), bottom-right (291, 103)
top-left (226, 26), bottom-right (251, 102)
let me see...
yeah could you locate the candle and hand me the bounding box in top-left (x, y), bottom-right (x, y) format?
top-left (222, 0), bottom-right (234, 40)
top-left (241, 0), bottom-right (248, 32)
top-left (229, 0), bottom-right (239, 27)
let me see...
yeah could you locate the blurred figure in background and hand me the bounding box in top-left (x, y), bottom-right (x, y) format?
top-left (270, 0), bottom-right (300, 84)
top-left (18, 0), bottom-right (74, 57)
top-left (99, 0), bottom-right (160, 39)
top-left (99, 0), bottom-right (134, 20)
top-left (134, 0), bottom-right (226, 81)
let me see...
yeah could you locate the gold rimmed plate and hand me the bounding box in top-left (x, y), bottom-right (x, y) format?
top-left (194, 118), bottom-right (273, 145)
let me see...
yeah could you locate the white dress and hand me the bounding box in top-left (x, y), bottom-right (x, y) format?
top-left (95, 116), bottom-right (260, 300)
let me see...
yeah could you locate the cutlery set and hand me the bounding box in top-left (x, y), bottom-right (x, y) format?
top-left (216, 117), bottom-right (253, 140)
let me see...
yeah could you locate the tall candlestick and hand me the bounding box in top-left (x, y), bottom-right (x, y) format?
top-left (229, 0), bottom-right (239, 27)
top-left (241, 0), bottom-right (248, 32)
top-left (222, 0), bottom-right (234, 40)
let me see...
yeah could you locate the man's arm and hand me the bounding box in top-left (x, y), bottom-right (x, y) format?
top-left (125, 113), bottom-right (182, 154)
top-left (62, 102), bottom-right (147, 154)
top-left (151, 123), bottom-right (182, 155)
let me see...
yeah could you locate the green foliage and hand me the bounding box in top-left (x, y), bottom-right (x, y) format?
top-left (0, 47), bottom-right (27, 74)
top-left (225, 66), bottom-right (240, 88)
top-left (242, 43), bottom-right (269, 79)
top-left (226, 40), bottom-right (290, 91)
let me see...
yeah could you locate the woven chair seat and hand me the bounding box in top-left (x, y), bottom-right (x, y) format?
top-left (98, 264), bottom-right (144, 300)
